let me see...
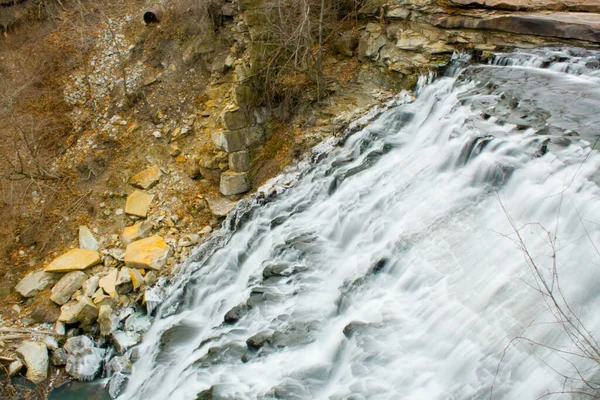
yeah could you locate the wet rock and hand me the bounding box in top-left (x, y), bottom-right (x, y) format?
top-left (129, 165), bottom-right (161, 190)
top-left (196, 387), bottom-right (214, 400)
top-left (109, 372), bottom-right (129, 399)
top-left (228, 150), bottom-right (250, 172)
top-left (15, 271), bottom-right (57, 297)
top-left (124, 236), bottom-right (172, 271)
top-left (16, 341), bottom-right (48, 384)
top-left (220, 171), bottom-right (250, 195)
top-left (334, 32), bottom-right (359, 57)
top-left (125, 190), bottom-right (154, 218)
top-left (262, 264), bottom-right (307, 279)
top-left (59, 296), bottom-right (99, 325)
top-left (270, 323), bottom-right (315, 348)
top-left (98, 305), bottom-right (118, 336)
top-left (64, 336), bottom-right (106, 381)
top-left (124, 312), bottom-right (151, 333)
top-left (194, 344), bottom-right (245, 368)
top-left (111, 330), bottom-right (140, 354)
top-left (342, 321), bottom-right (369, 338)
top-left (246, 331), bottom-right (272, 350)
top-left (115, 268), bottom-right (133, 295)
top-left (51, 271), bottom-right (87, 305)
top-left (44, 249), bottom-right (101, 273)
top-left (8, 359), bottom-right (24, 377)
top-left (51, 348), bottom-right (67, 366)
top-left (79, 226), bottom-right (99, 251)
top-left (99, 269), bottom-right (119, 298)
top-left (30, 292), bottom-right (61, 323)
top-left (224, 304), bottom-right (249, 324)
top-left (121, 221), bottom-right (153, 246)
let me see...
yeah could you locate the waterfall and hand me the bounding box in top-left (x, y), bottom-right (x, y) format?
top-left (120, 48), bottom-right (600, 400)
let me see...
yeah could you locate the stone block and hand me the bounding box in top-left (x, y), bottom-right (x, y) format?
top-left (220, 171), bottom-right (251, 195)
top-left (229, 150), bottom-right (251, 172)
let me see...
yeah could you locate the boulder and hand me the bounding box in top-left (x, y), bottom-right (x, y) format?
top-left (64, 336), bottom-right (106, 381)
top-left (111, 330), bottom-right (140, 354)
top-left (206, 196), bottom-right (237, 217)
top-left (115, 268), bottom-right (133, 295)
top-left (98, 305), bottom-right (118, 336)
top-left (124, 236), bottom-right (172, 271)
top-left (129, 165), bottom-right (161, 190)
top-left (334, 32), bottom-right (359, 57)
top-left (16, 341), bottom-right (48, 384)
top-left (44, 249), bottom-right (101, 273)
top-left (50, 271), bottom-right (87, 305)
top-left (228, 150), bottom-right (251, 172)
top-left (121, 221), bottom-right (153, 246)
top-left (30, 292), bottom-right (61, 323)
top-left (220, 171), bottom-right (250, 195)
top-left (59, 296), bottom-right (99, 325)
top-left (99, 269), bottom-right (119, 298)
top-left (78, 226), bottom-right (99, 251)
top-left (125, 190), bottom-right (154, 218)
top-left (15, 271), bottom-right (57, 297)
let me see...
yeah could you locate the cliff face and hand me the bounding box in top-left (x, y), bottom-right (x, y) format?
top-left (1, 0), bottom-right (600, 394)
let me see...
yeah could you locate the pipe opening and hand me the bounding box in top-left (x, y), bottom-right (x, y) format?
top-left (144, 11), bottom-right (159, 24)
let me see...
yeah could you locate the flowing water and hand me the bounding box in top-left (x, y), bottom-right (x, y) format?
top-left (119, 48), bottom-right (600, 400)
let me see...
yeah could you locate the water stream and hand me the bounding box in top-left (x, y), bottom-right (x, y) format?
top-left (119, 48), bottom-right (600, 400)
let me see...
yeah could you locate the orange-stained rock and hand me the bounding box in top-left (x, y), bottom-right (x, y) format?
top-left (125, 190), bottom-right (154, 218)
top-left (44, 249), bottom-right (101, 273)
top-left (124, 236), bottom-right (172, 271)
top-left (129, 165), bottom-right (161, 190)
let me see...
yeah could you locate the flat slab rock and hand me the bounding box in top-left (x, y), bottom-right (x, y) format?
top-left (129, 165), bottom-right (161, 190)
top-left (431, 11), bottom-right (600, 43)
top-left (44, 249), bottom-right (101, 273)
top-left (450, 0), bottom-right (600, 12)
top-left (124, 235), bottom-right (171, 271)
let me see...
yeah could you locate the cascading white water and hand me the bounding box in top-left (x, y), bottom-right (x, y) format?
top-left (120, 48), bottom-right (600, 400)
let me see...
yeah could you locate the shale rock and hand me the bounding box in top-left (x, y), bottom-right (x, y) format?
top-left (99, 269), bottom-right (119, 298)
top-left (116, 267), bottom-right (134, 295)
top-left (15, 271), bottom-right (57, 297)
top-left (59, 296), bottom-right (99, 324)
top-left (98, 305), bottom-right (119, 336)
top-left (121, 220), bottom-right (153, 246)
top-left (124, 236), bottom-right (172, 271)
top-left (125, 190), bottom-right (154, 218)
top-left (44, 249), bottom-right (101, 273)
top-left (16, 341), bottom-right (48, 384)
top-left (51, 271), bottom-right (87, 305)
top-left (129, 165), bottom-right (161, 189)
top-left (30, 292), bottom-right (61, 323)
top-left (79, 226), bottom-right (99, 251)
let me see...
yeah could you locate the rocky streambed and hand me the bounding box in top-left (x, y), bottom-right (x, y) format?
top-left (3, 0), bottom-right (600, 398)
